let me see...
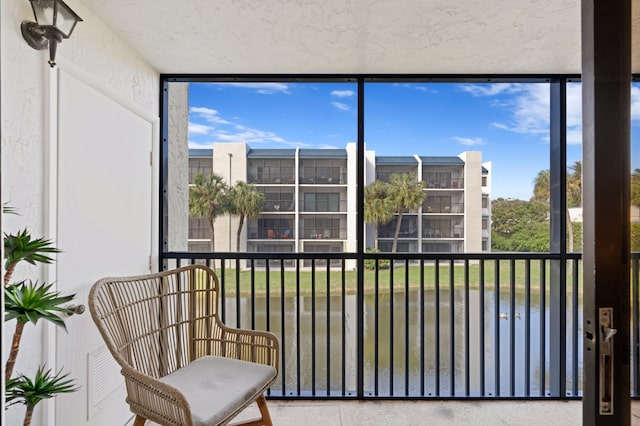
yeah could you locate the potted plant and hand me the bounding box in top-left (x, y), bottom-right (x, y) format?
top-left (3, 207), bottom-right (78, 426)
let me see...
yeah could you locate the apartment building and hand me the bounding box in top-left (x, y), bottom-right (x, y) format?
top-left (188, 142), bottom-right (491, 257)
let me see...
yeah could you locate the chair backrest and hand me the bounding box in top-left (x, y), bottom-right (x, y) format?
top-left (89, 265), bottom-right (219, 379)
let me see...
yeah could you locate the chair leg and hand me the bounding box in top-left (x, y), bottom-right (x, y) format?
top-left (256, 395), bottom-right (273, 426)
top-left (234, 395), bottom-right (273, 426)
top-left (133, 415), bottom-right (147, 426)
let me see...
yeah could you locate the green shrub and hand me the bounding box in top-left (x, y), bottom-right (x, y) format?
top-left (364, 248), bottom-right (390, 270)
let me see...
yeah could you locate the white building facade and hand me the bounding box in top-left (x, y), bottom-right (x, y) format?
top-left (188, 143), bottom-right (491, 258)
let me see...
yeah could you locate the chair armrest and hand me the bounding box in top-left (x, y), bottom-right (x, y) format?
top-left (203, 322), bottom-right (279, 370)
top-left (121, 365), bottom-right (193, 426)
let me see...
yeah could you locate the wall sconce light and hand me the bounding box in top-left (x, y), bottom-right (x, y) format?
top-left (21, 0), bottom-right (82, 67)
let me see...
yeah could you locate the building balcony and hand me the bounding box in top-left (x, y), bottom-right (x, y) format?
top-left (263, 200), bottom-right (295, 212)
top-left (300, 199), bottom-right (347, 213)
top-left (423, 228), bottom-right (464, 238)
top-left (249, 172), bottom-right (296, 185)
top-left (423, 202), bottom-right (465, 214)
top-left (299, 174), bottom-right (346, 185)
top-left (425, 178), bottom-right (464, 189)
top-left (376, 169), bottom-right (419, 183)
top-left (248, 226), bottom-right (294, 239)
top-left (299, 166), bottom-right (347, 185)
top-left (301, 227), bottom-right (346, 239)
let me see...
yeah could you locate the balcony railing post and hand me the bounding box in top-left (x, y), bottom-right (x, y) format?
top-left (549, 78), bottom-right (567, 398)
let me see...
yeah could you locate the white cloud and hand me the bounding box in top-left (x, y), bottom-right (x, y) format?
top-left (190, 105), bottom-right (309, 147)
top-left (188, 122), bottom-right (214, 135)
top-left (393, 83), bottom-right (436, 93)
top-left (452, 136), bottom-right (484, 146)
top-left (331, 90), bottom-right (355, 98)
top-left (490, 122), bottom-right (508, 130)
top-left (190, 107), bottom-right (230, 124)
top-left (413, 86), bottom-right (434, 92)
top-left (206, 124), bottom-right (310, 148)
top-left (332, 102), bottom-right (350, 111)
top-left (566, 83), bottom-right (583, 145)
top-left (188, 140), bottom-right (214, 149)
top-left (475, 84), bottom-right (550, 137)
top-left (206, 82), bottom-right (290, 94)
top-left (317, 143), bottom-right (340, 149)
top-left (458, 83), bottom-right (520, 97)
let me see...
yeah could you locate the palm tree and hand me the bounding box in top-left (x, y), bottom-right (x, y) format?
top-left (4, 281), bottom-right (74, 381)
top-left (567, 161), bottom-right (582, 207)
top-left (532, 163), bottom-right (582, 252)
top-left (387, 173), bottom-right (426, 253)
top-left (189, 173), bottom-right (229, 252)
top-left (532, 169), bottom-right (550, 203)
top-left (6, 365), bottom-right (77, 426)
top-left (228, 181), bottom-right (265, 251)
top-left (364, 180), bottom-right (394, 250)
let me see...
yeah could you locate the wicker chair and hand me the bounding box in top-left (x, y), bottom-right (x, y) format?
top-left (89, 265), bottom-right (279, 426)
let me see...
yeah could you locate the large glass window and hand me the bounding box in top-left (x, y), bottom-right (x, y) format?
top-left (164, 78), bottom-right (614, 256)
top-left (164, 80), bottom-right (356, 254)
top-left (365, 82), bottom-right (550, 253)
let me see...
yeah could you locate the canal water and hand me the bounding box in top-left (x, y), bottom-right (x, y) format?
top-left (222, 288), bottom-right (582, 397)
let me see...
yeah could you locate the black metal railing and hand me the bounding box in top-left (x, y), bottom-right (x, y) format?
top-left (160, 251), bottom-right (640, 400)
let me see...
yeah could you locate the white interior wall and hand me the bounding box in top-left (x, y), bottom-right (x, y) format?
top-left (1, 1), bottom-right (159, 424)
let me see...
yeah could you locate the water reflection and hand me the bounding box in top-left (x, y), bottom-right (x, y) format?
top-left (223, 288), bottom-right (582, 397)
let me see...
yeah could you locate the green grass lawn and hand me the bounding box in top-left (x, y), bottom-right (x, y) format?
top-left (213, 259), bottom-right (582, 297)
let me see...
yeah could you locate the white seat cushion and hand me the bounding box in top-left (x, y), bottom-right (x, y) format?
top-left (159, 355), bottom-right (277, 426)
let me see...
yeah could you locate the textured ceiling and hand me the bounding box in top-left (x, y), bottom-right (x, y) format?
top-left (79, 0), bottom-right (640, 75)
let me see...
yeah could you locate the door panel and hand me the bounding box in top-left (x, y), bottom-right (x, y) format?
top-left (55, 69), bottom-right (154, 425)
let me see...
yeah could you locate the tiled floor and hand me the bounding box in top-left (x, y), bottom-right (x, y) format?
top-left (230, 399), bottom-right (640, 425)
top-left (140, 400), bottom-right (640, 425)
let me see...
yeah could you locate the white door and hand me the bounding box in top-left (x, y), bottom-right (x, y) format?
top-left (54, 68), bottom-right (155, 425)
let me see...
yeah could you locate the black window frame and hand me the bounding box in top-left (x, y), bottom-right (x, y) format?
top-left (161, 74), bottom-right (585, 262)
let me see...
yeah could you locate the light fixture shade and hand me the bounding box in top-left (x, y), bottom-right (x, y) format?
top-left (29, 0), bottom-right (82, 39)
top-left (31, 0), bottom-right (55, 26)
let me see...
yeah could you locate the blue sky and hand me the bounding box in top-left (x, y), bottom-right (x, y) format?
top-left (187, 81), bottom-right (640, 200)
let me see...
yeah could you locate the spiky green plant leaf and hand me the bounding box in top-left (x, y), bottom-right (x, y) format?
top-left (5, 281), bottom-right (75, 331)
top-left (4, 229), bottom-right (61, 270)
top-left (2, 203), bottom-right (18, 215)
top-left (6, 365), bottom-right (78, 409)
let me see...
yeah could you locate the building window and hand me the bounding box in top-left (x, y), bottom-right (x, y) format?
top-left (300, 159), bottom-right (346, 184)
top-left (189, 157), bottom-right (213, 183)
top-left (249, 159), bottom-right (295, 184)
top-left (303, 192), bottom-right (342, 212)
top-left (482, 197), bottom-right (488, 209)
top-left (189, 218), bottom-right (210, 239)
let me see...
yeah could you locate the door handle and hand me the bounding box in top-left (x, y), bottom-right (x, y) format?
top-left (65, 304), bottom-right (86, 316)
top-left (599, 307), bottom-right (616, 415)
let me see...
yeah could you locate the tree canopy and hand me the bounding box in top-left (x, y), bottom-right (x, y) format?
top-left (189, 173), bottom-right (229, 252)
top-left (364, 180), bottom-right (394, 250)
top-left (364, 174), bottom-right (425, 252)
top-left (227, 181), bottom-right (264, 252)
